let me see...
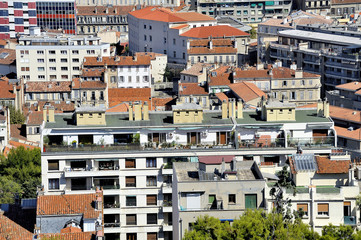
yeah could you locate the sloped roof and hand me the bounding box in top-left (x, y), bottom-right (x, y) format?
top-left (108, 88), bottom-right (151, 107)
top-left (0, 77), bottom-right (16, 99)
top-left (198, 155), bottom-right (234, 164)
top-left (0, 48), bottom-right (16, 65)
top-left (38, 232), bottom-right (96, 240)
top-left (129, 7), bottom-right (214, 22)
top-left (215, 92), bottom-right (229, 102)
top-left (234, 67), bottom-right (320, 79)
top-left (26, 81), bottom-right (72, 92)
top-left (27, 111), bottom-right (43, 125)
top-left (329, 105), bottom-right (361, 123)
top-left (208, 66), bottom-right (232, 86)
top-left (229, 82), bottom-right (266, 103)
top-left (84, 56), bottom-right (151, 66)
top-left (77, 5), bottom-right (134, 16)
top-left (336, 81), bottom-right (361, 91)
top-left (82, 68), bottom-right (105, 77)
top-left (181, 62), bottom-right (211, 76)
top-left (315, 156), bottom-right (350, 174)
top-left (0, 214), bottom-right (33, 240)
top-left (179, 83), bottom-right (208, 96)
top-left (334, 126), bottom-right (361, 141)
top-left (37, 193), bottom-right (101, 219)
top-left (181, 25), bottom-right (249, 38)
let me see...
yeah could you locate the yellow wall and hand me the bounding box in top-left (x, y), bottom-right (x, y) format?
top-left (173, 109), bottom-right (203, 124)
top-left (266, 108), bottom-right (295, 121)
top-left (76, 112), bottom-right (106, 126)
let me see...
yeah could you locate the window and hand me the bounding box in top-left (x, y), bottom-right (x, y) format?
top-left (318, 203), bottom-right (329, 216)
top-left (48, 160), bottom-right (59, 171)
top-left (126, 176), bottom-right (136, 187)
top-left (126, 214), bottom-right (137, 225)
top-left (144, 24), bottom-right (146, 29)
top-left (149, 36), bottom-right (152, 41)
top-left (164, 37), bottom-right (167, 44)
top-left (229, 194), bottom-right (236, 204)
top-left (173, 51), bottom-right (176, 58)
top-left (49, 67), bottom-right (56, 71)
top-left (49, 59), bottom-right (56, 63)
top-left (301, 80), bottom-right (305, 86)
top-left (61, 58), bottom-right (68, 63)
top-left (309, 91), bottom-right (313, 99)
top-left (173, 38), bottom-right (176, 45)
top-left (61, 75), bottom-right (68, 80)
top-left (38, 67), bottom-right (45, 71)
top-left (147, 233), bottom-right (157, 240)
top-left (38, 59), bottom-right (45, 63)
top-left (49, 179), bottom-right (59, 190)
top-left (128, 76), bottom-right (132, 83)
top-left (144, 35), bottom-right (147, 41)
top-left (297, 203), bottom-right (308, 216)
top-left (21, 67), bottom-right (29, 71)
top-left (146, 176), bottom-right (157, 187)
top-left (61, 67), bottom-right (68, 71)
top-left (136, 76), bottom-right (140, 83)
top-left (37, 50), bottom-right (44, 54)
top-left (87, 50), bottom-right (95, 54)
top-left (146, 158), bottom-right (156, 168)
top-left (127, 233), bottom-right (137, 240)
top-left (126, 196), bottom-right (136, 206)
top-left (209, 194), bottom-right (215, 204)
top-left (72, 58), bottom-right (79, 63)
top-left (309, 80), bottom-right (313, 85)
top-left (38, 75), bottom-right (45, 80)
top-left (125, 158), bottom-right (136, 168)
top-left (147, 214), bottom-right (157, 224)
top-left (147, 195), bottom-right (157, 205)
top-left (61, 50), bottom-right (67, 54)
top-left (72, 50), bottom-right (79, 54)
top-left (282, 81), bottom-right (287, 86)
top-left (183, 52), bottom-right (185, 59)
top-left (49, 50), bottom-right (55, 54)
top-left (245, 194), bottom-right (257, 209)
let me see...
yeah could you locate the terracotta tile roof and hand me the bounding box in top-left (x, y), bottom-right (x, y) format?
top-left (106, 97), bottom-right (174, 112)
top-left (208, 66), bottom-right (232, 86)
top-left (106, 102), bottom-right (130, 112)
top-left (315, 155), bottom-right (350, 174)
top-left (181, 25), bottom-right (249, 38)
top-left (78, 81), bottom-right (107, 89)
top-left (8, 140), bottom-right (39, 150)
top-left (0, 39), bottom-right (7, 46)
top-left (335, 126), bottom-right (361, 141)
top-left (0, 48), bottom-right (16, 65)
top-left (181, 62), bottom-right (212, 76)
top-left (108, 88), bottom-right (151, 107)
top-left (0, 77), bottom-right (15, 100)
top-left (82, 68), bottom-right (105, 77)
top-left (135, 52), bottom-right (166, 60)
top-left (27, 111), bottom-right (43, 125)
top-left (10, 124), bottom-right (26, 141)
top-left (179, 83), bottom-right (208, 96)
top-left (188, 47), bottom-right (236, 55)
top-left (249, 41), bottom-right (258, 47)
top-left (336, 81), bottom-right (361, 91)
top-left (77, 5), bottom-right (134, 16)
top-left (25, 101), bottom-right (75, 113)
top-left (171, 24), bottom-right (189, 29)
top-left (234, 67), bottom-right (320, 79)
top-left (199, 155), bottom-right (234, 164)
top-left (0, 214), bottom-right (33, 240)
top-left (332, 0), bottom-right (361, 5)
top-left (215, 92), bottom-right (228, 102)
top-left (84, 56), bottom-right (151, 66)
top-left (330, 105), bottom-right (361, 123)
top-left (129, 7), bottom-right (215, 22)
top-left (38, 232), bottom-right (96, 240)
top-left (61, 226), bottom-right (82, 233)
top-left (37, 193), bottom-right (101, 219)
top-left (26, 81), bottom-right (71, 93)
top-left (229, 82), bottom-right (266, 103)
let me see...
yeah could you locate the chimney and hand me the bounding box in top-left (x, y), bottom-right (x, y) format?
top-left (129, 103), bottom-right (133, 121)
top-left (256, 63), bottom-right (264, 70)
top-left (187, 40), bottom-right (190, 50)
top-left (96, 230), bottom-right (105, 240)
top-left (222, 100), bottom-right (228, 119)
top-left (134, 102), bottom-right (142, 121)
top-left (43, 107), bottom-right (48, 122)
top-left (317, 99), bottom-right (323, 117)
top-left (48, 106), bottom-right (55, 122)
top-left (237, 99), bottom-right (243, 119)
top-left (261, 96), bottom-right (267, 120)
top-left (209, 40), bottom-right (213, 49)
top-left (283, 18), bottom-right (288, 25)
top-left (295, 69), bottom-right (303, 78)
top-left (228, 98), bottom-right (236, 118)
top-left (290, 62), bottom-right (297, 70)
top-left (143, 101), bottom-right (149, 120)
top-left (323, 98), bottom-right (330, 118)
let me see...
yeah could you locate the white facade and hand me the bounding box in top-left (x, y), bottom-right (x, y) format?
top-left (116, 65), bottom-right (151, 88)
top-left (16, 35), bottom-right (110, 82)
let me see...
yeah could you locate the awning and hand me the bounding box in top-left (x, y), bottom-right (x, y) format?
top-left (148, 128), bottom-right (175, 131)
top-left (68, 159), bottom-right (87, 162)
top-left (265, 1), bottom-right (274, 5)
top-left (258, 3), bottom-right (263, 6)
top-left (179, 127), bottom-right (203, 130)
top-left (95, 159), bottom-right (118, 161)
top-left (220, 219), bottom-right (234, 222)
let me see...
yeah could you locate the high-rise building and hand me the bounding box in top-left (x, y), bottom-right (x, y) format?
top-left (36, 0), bottom-right (77, 34)
top-left (0, 0), bottom-right (37, 39)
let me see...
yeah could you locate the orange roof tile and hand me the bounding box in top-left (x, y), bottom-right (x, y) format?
top-left (134, 52), bottom-right (166, 60)
top-left (229, 82), bottom-right (266, 103)
top-left (38, 232), bottom-right (96, 240)
top-left (0, 48), bottom-right (16, 65)
top-left (335, 126), bottom-right (361, 141)
top-left (215, 92), bottom-right (228, 102)
top-left (181, 25), bottom-right (249, 38)
top-left (181, 62), bottom-right (212, 76)
top-left (82, 68), bottom-right (105, 77)
top-left (37, 193), bottom-right (102, 219)
top-left (179, 83), bottom-right (208, 95)
top-left (234, 67), bottom-right (320, 79)
top-left (26, 81), bottom-right (71, 93)
top-left (10, 124), bottom-right (27, 141)
top-left (0, 39), bottom-right (7, 46)
top-left (129, 7), bottom-right (214, 22)
top-left (315, 155), bottom-right (350, 174)
top-left (0, 78), bottom-right (16, 100)
top-left (106, 102), bottom-right (130, 112)
top-left (330, 106), bottom-right (361, 123)
top-left (106, 97), bottom-right (174, 112)
top-left (61, 226), bottom-right (82, 233)
top-left (27, 111), bottom-right (43, 125)
top-left (208, 66), bottom-right (232, 86)
top-left (8, 141), bottom-right (39, 150)
top-left (336, 81), bottom-right (361, 91)
top-left (84, 56), bottom-right (151, 66)
top-left (0, 214), bottom-right (33, 240)
top-left (108, 88), bottom-right (151, 107)
top-left (79, 81), bottom-right (107, 89)
top-left (77, 5), bottom-right (134, 16)
top-left (259, 11), bottom-right (333, 27)
top-left (171, 24), bottom-right (189, 29)
top-left (188, 47), bottom-right (237, 55)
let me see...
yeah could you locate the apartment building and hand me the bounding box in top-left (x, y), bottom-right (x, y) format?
top-left (16, 34), bottom-right (110, 83)
top-left (135, 52), bottom-right (168, 84)
top-left (180, 62), bottom-right (212, 84)
top-left (36, 0), bottom-right (77, 34)
top-left (173, 159), bottom-right (265, 240)
top-left (190, 0), bottom-right (291, 24)
top-left (266, 152), bottom-right (359, 233)
top-left (76, 0), bottom-right (181, 7)
top-left (178, 83), bottom-right (209, 109)
top-left (77, 6), bottom-right (133, 35)
top-left (0, 108), bottom-right (9, 152)
top-left (0, 0), bottom-right (37, 39)
top-left (326, 82), bottom-right (361, 110)
top-left (83, 55), bottom-right (152, 88)
top-left (128, 7), bottom-right (250, 65)
top-left (268, 24), bottom-right (361, 92)
top-left (257, 11), bottom-right (333, 63)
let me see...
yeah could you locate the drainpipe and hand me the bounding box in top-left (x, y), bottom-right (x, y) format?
top-left (310, 182), bottom-right (315, 232)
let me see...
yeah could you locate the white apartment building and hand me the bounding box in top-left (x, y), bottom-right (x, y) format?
top-left (40, 98), bottom-right (336, 240)
top-left (83, 55), bottom-right (152, 88)
top-left (16, 34), bottom-right (110, 83)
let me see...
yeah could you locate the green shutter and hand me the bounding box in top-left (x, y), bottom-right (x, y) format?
top-left (245, 194), bottom-right (257, 209)
top-left (209, 195), bottom-right (215, 204)
top-left (265, 1), bottom-right (274, 5)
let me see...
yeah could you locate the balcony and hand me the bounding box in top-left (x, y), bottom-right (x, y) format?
top-left (344, 216), bottom-right (356, 225)
top-left (162, 223), bottom-right (173, 232)
top-left (104, 222), bottom-right (121, 234)
top-left (162, 167), bottom-right (173, 175)
top-left (162, 182), bottom-right (172, 194)
top-left (287, 137), bottom-right (334, 148)
top-left (162, 200), bottom-right (173, 212)
top-left (44, 143), bottom-right (142, 153)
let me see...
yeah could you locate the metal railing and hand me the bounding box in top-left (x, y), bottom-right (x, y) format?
top-left (344, 216), bottom-right (356, 225)
top-left (287, 137), bottom-right (334, 148)
top-left (104, 223), bottom-right (120, 228)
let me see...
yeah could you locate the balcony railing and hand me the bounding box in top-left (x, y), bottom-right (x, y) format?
top-left (239, 138), bottom-right (285, 148)
top-left (104, 203), bottom-right (120, 208)
top-left (344, 216), bottom-right (356, 225)
top-left (287, 137), bottom-right (334, 148)
top-left (163, 200), bottom-right (172, 207)
top-left (104, 223), bottom-right (120, 228)
top-left (44, 143), bottom-right (141, 153)
top-left (94, 184), bottom-right (120, 190)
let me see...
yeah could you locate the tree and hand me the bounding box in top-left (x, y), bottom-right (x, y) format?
top-left (8, 105), bottom-right (25, 124)
top-left (0, 176), bottom-right (22, 204)
top-left (320, 224), bottom-right (354, 240)
top-left (250, 26), bottom-right (257, 39)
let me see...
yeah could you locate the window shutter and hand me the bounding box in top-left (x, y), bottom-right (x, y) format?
top-left (297, 203), bottom-right (308, 212)
top-left (318, 203), bottom-right (329, 212)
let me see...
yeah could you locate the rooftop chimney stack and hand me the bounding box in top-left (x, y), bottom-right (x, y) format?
top-left (143, 101), bottom-right (149, 121)
top-left (48, 106), bottom-right (55, 122)
top-left (317, 99), bottom-right (323, 117)
top-left (129, 103), bottom-right (133, 121)
top-left (237, 99), bottom-right (243, 119)
top-left (134, 102), bottom-right (142, 121)
top-left (228, 99), bottom-right (236, 118)
top-left (323, 98), bottom-right (330, 118)
top-left (222, 100), bottom-right (228, 119)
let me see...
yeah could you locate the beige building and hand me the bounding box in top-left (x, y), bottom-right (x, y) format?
top-left (178, 83), bottom-right (209, 109)
top-left (16, 34), bottom-right (110, 83)
top-left (173, 159), bottom-right (265, 240)
top-left (135, 52), bottom-right (168, 83)
top-left (180, 62), bottom-right (212, 84)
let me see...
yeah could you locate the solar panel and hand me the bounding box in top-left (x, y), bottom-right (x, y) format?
top-left (0, 52), bottom-right (9, 59)
top-left (293, 154), bottom-right (317, 172)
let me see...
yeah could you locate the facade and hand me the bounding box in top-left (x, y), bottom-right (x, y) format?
top-left (76, 0), bottom-right (181, 7)
top-left (265, 153), bottom-right (359, 233)
top-left (135, 52), bottom-right (168, 84)
top-left (178, 83), bottom-right (210, 109)
top-left (16, 34), bottom-right (110, 83)
top-left (269, 24), bottom-right (361, 92)
top-left (36, 0), bottom-right (77, 34)
top-left (77, 6), bottom-right (133, 36)
top-left (0, 0), bottom-right (37, 39)
top-left (190, 0), bottom-right (292, 24)
top-left (326, 82), bottom-right (361, 110)
top-left (0, 48), bottom-right (16, 76)
top-left (172, 159), bottom-right (265, 240)
top-left (0, 108), bottom-right (9, 152)
top-left (180, 62), bottom-right (212, 84)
